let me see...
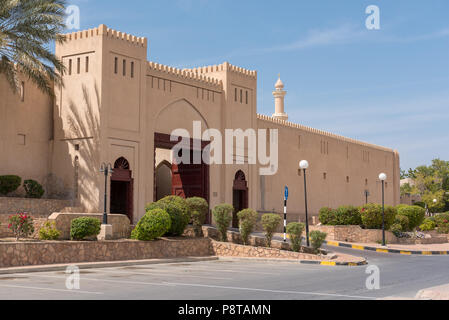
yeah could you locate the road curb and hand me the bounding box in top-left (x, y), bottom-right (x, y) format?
top-left (219, 256), bottom-right (367, 267)
top-left (324, 240), bottom-right (449, 256)
top-left (0, 256), bottom-right (219, 275)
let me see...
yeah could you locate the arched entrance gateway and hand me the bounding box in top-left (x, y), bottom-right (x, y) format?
top-left (232, 170), bottom-right (248, 228)
top-left (110, 157), bottom-right (133, 222)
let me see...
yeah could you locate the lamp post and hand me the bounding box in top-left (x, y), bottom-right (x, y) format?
top-left (100, 163), bottom-right (113, 225)
top-left (364, 190), bottom-right (370, 204)
top-left (300, 160), bottom-right (310, 247)
top-left (379, 173), bottom-right (387, 247)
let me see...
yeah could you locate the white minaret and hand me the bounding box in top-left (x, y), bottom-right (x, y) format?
top-left (272, 74), bottom-right (288, 121)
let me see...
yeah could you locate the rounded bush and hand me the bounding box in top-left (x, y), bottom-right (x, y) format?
top-left (237, 208), bottom-right (258, 245)
top-left (335, 205), bottom-right (362, 225)
top-left (318, 207), bottom-right (336, 225)
top-left (420, 218), bottom-right (436, 231)
top-left (397, 205), bottom-right (426, 230)
top-left (360, 203), bottom-right (396, 229)
top-left (70, 217), bottom-right (101, 241)
top-left (131, 208), bottom-right (171, 241)
top-left (186, 197), bottom-right (209, 237)
top-left (212, 204), bottom-right (233, 242)
top-left (39, 221), bottom-right (61, 240)
top-left (146, 195), bottom-right (190, 236)
top-left (0, 175), bottom-right (21, 196)
top-left (23, 179), bottom-right (45, 199)
top-left (390, 223), bottom-right (403, 237)
top-left (393, 214), bottom-right (410, 232)
top-left (261, 213), bottom-right (282, 247)
top-left (286, 222), bottom-right (305, 252)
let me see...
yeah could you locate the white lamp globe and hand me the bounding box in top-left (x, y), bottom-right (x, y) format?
top-left (379, 173), bottom-right (387, 181)
top-left (433, 199), bottom-right (437, 203)
top-left (299, 160), bottom-right (309, 170)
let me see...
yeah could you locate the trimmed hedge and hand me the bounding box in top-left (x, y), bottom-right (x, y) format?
top-left (186, 197), bottom-right (209, 237)
top-left (131, 208), bottom-right (171, 241)
top-left (70, 217), bottom-right (101, 240)
top-left (360, 203), bottom-right (396, 230)
top-left (318, 207), bottom-right (335, 225)
top-left (319, 205), bottom-right (361, 226)
top-left (0, 175), bottom-right (21, 195)
top-left (23, 179), bottom-right (44, 199)
top-left (39, 221), bottom-right (61, 240)
top-left (212, 204), bottom-right (234, 242)
top-left (146, 195), bottom-right (190, 236)
top-left (261, 213), bottom-right (281, 247)
top-left (397, 205), bottom-right (426, 230)
top-left (237, 208), bottom-right (258, 245)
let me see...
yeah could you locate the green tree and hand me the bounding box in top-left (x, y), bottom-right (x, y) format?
top-left (0, 0), bottom-right (67, 96)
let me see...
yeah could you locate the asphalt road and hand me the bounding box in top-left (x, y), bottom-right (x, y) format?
top-left (0, 246), bottom-right (448, 300)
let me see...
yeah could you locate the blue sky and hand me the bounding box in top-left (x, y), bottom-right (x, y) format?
top-left (69, 0), bottom-right (449, 170)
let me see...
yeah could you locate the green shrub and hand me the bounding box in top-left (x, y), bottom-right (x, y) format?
top-left (360, 203), bottom-right (396, 229)
top-left (395, 204), bottom-right (409, 211)
top-left (318, 207), bottom-right (336, 225)
top-left (335, 205), bottom-right (362, 225)
top-left (310, 230), bottom-right (327, 253)
top-left (39, 221), bottom-right (61, 240)
top-left (261, 213), bottom-right (282, 247)
top-left (397, 205), bottom-right (426, 230)
top-left (212, 204), bottom-right (233, 242)
top-left (420, 218), bottom-right (436, 231)
top-left (434, 213), bottom-right (449, 234)
top-left (286, 222), bottom-right (305, 252)
top-left (414, 201), bottom-right (426, 209)
top-left (186, 197), bottom-right (209, 237)
top-left (146, 195), bottom-right (190, 236)
top-left (23, 179), bottom-right (45, 199)
top-left (131, 208), bottom-right (171, 241)
top-left (0, 175), bottom-right (21, 196)
top-left (70, 217), bottom-right (101, 240)
top-left (237, 209), bottom-right (258, 245)
top-left (390, 223), bottom-right (403, 237)
top-left (393, 214), bottom-right (410, 232)
top-left (8, 213), bottom-right (34, 241)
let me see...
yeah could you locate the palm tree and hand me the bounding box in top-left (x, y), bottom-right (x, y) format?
top-left (0, 0), bottom-right (67, 97)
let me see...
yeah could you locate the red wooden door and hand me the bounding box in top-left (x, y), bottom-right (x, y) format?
top-left (172, 150), bottom-right (206, 199)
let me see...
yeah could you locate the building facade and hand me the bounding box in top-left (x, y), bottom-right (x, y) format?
top-left (0, 25), bottom-right (400, 224)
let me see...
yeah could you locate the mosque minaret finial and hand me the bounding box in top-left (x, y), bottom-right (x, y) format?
top-left (272, 74), bottom-right (288, 121)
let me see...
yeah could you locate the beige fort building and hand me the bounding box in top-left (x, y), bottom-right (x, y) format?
top-left (0, 25), bottom-right (400, 226)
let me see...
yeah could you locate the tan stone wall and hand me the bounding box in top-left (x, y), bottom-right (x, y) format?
top-left (0, 197), bottom-right (72, 216)
top-left (310, 225), bottom-right (398, 244)
top-left (48, 212), bottom-right (132, 240)
top-left (0, 238), bottom-right (212, 268)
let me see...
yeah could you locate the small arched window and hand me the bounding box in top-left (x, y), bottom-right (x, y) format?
top-left (114, 157), bottom-right (130, 170)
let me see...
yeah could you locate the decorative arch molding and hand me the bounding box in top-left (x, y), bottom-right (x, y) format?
top-left (153, 98), bottom-right (210, 132)
top-left (114, 157), bottom-right (130, 170)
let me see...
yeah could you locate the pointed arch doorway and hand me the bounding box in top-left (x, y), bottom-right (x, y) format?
top-left (232, 170), bottom-right (248, 228)
top-left (110, 157), bottom-right (133, 222)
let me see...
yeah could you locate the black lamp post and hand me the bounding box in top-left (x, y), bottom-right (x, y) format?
top-left (100, 163), bottom-right (113, 225)
top-left (300, 160), bottom-right (310, 247)
top-left (379, 173), bottom-right (387, 246)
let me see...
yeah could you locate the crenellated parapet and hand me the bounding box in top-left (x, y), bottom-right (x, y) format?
top-left (147, 61), bottom-right (223, 90)
top-left (257, 114), bottom-right (394, 153)
top-left (184, 61), bottom-right (257, 79)
top-left (62, 24), bottom-right (147, 47)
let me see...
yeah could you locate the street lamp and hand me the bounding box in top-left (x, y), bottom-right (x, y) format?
top-left (299, 160), bottom-right (310, 247)
top-left (100, 163), bottom-right (113, 225)
top-left (379, 173), bottom-right (387, 247)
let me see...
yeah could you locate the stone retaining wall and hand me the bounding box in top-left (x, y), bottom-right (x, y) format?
top-left (210, 240), bottom-right (325, 261)
top-left (310, 225), bottom-right (398, 244)
top-left (0, 197), bottom-right (72, 216)
top-left (0, 238), bottom-right (213, 268)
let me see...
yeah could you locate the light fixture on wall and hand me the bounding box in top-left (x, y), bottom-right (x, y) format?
top-left (100, 163), bottom-right (113, 225)
top-left (299, 160), bottom-right (310, 247)
top-left (379, 173), bottom-right (387, 247)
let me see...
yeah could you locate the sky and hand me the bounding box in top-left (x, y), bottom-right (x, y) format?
top-left (68, 0), bottom-right (449, 170)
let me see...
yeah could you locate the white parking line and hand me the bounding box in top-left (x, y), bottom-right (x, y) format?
top-left (166, 267), bottom-right (280, 276)
top-left (162, 281), bottom-right (376, 300)
top-left (87, 268), bottom-right (233, 280)
top-left (0, 283), bottom-right (103, 295)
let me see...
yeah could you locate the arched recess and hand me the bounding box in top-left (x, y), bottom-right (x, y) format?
top-left (110, 157), bottom-right (133, 222)
top-left (232, 170), bottom-right (248, 228)
top-left (155, 160), bottom-right (172, 201)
